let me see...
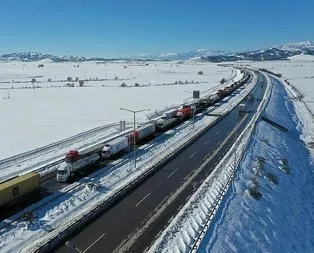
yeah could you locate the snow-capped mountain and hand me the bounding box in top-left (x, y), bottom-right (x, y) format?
top-left (201, 41), bottom-right (314, 62)
top-left (0, 52), bottom-right (89, 62)
top-left (0, 52), bottom-right (117, 62)
top-left (276, 41), bottom-right (314, 52)
top-left (137, 49), bottom-right (230, 61)
top-left (0, 41), bottom-right (313, 62)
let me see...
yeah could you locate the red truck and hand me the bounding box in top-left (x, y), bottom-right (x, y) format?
top-left (176, 105), bottom-right (192, 120)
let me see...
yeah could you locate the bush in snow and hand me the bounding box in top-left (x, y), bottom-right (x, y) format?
top-left (266, 172), bottom-right (278, 185)
top-left (198, 70), bottom-right (203, 75)
top-left (21, 210), bottom-right (37, 224)
top-left (248, 186), bottom-right (262, 200)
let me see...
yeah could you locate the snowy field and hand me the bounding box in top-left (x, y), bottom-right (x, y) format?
top-left (245, 55), bottom-right (314, 113)
top-left (0, 61), bottom-right (237, 159)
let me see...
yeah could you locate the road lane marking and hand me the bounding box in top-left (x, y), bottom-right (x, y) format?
top-left (156, 196), bottom-right (169, 210)
top-left (183, 170), bottom-right (194, 181)
top-left (135, 193), bottom-right (151, 207)
top-left (167, 167), bottom-right (180, 178)
top-left (83, 232), bottom-right (106, 253)
top-left (203, 113), bottom-right (248, 162)
top-left (204, 139), bottom-right (210, 145)
top-left (189, 152), bottom-right (196, 158)
top-left (215, 130), bottom-right (219, 135)
top-left (113, 74), bottom-right (262, 252)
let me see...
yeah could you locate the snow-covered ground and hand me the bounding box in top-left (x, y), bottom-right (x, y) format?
top-left (197, 76), bottom-right (313, 253)
top-left (0, 73), bottom-right (256, 253)
top-left (244, 56), bottom-right (314, 154)
top-left (150, 70), bottom-right (313, 253)
top-left (246, 55), bottom-right (314, 113)
top-left (0, 61), bottom-right (238, 159)
top-left (1, 57), bottom-right (313, 253)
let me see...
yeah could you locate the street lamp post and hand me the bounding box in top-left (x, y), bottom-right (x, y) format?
top-left (120, 107), bottom-right (150, 169)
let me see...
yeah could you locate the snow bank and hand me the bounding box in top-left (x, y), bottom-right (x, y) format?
top-left (149, 73), bottom-right (271, 252)
top-left (198, 76), bottom-right (314, 253)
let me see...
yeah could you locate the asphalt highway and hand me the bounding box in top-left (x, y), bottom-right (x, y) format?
top-left (55, 73), bottom-right (266, 253)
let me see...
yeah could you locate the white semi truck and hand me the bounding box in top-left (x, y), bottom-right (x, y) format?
top-left (57, 144), bottom-right (104, 182)
top-left (101, 136), bottom-right (129, 159)
top-left (156, 109), bottom-right (178, 131)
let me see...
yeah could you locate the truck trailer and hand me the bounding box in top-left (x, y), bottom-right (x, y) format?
top-left (156, 117), bottom-right (178, 131)
top-left (0, 172), bottom-right (40, 208)
top-left (101, 136), bottom-right (129, 159)
top-left (129, 123), bottom-right (156, 144)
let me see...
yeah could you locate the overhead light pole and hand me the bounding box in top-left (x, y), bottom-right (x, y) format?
top-left (120, 107), bottom-right (150, 168)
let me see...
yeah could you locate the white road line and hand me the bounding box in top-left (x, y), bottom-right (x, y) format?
top-left (156, 196), bottom-right (169, 210)
top-left (189, 152), bottom-right (196, 158)
top-left (183, 170), bottom-right (194, 181)
top-left (215, 130), bottom-right (219, 135)
top-left (203, 114), bottom-right (248, 162)
top-left (135, 193), bottom-right (151, 207)
top-left (83, 232), bottom-right (106, 253)
top-left (204, 139), bottom-right (210, 145)
top-left (167, 167), bottom-right (180, 178)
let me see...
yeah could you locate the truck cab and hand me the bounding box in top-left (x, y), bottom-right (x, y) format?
top-left (57, 163), bottom-right (71, 182)
top-left (101, 145), bottom-right (111, 159)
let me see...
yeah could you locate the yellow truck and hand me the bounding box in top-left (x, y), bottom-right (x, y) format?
top-left (0, 172), bottom-right (40, 207)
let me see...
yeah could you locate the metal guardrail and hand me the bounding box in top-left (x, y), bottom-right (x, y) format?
top-left (0, 123), bottom-right (138, 183)
top-left (0, 122), bottom-right (127, 169)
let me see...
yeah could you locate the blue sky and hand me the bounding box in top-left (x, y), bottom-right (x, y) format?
top-left (0, 0), bottom-right (313, 57)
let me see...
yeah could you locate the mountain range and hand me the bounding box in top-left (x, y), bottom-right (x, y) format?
top-left (0, 41), bottom-right (313, 63)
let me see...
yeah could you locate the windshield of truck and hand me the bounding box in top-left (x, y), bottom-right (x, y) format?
top-left (57, 170), bottom-right (66, 175)
top-left (102, 150), bottom-right (110, 155)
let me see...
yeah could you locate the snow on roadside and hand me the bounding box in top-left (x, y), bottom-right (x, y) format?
top-left (279, 78), bottom-right (314, 158)
top-left (149, 72), bottom-right (270, 253)
top-left (198, 76), bottom-right (314, 252)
